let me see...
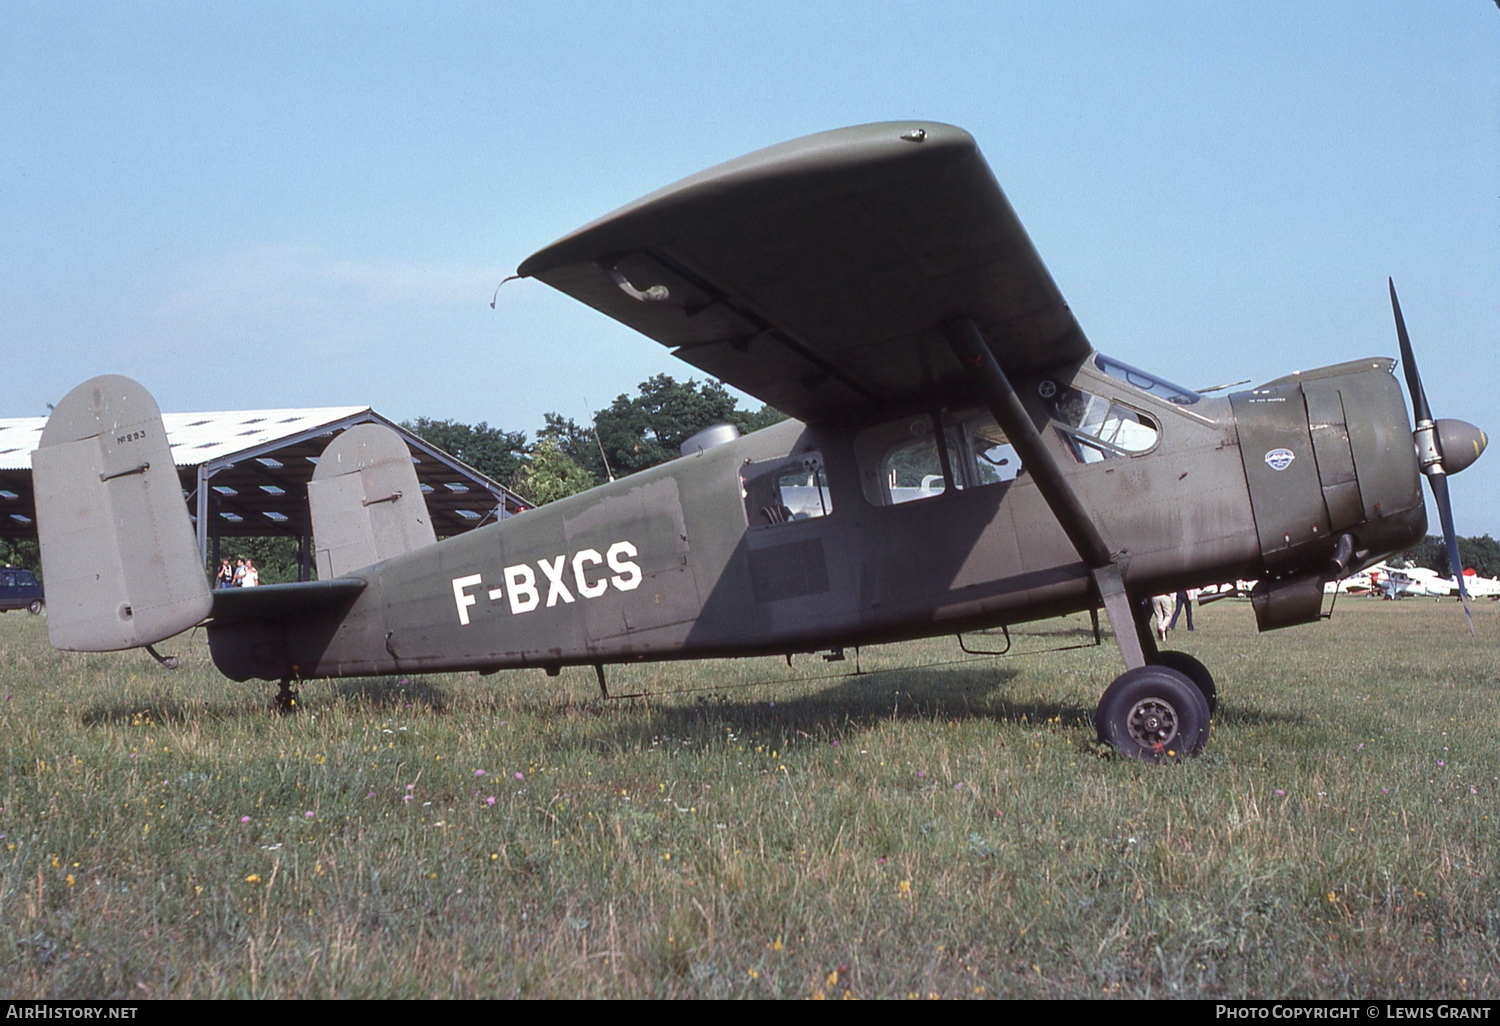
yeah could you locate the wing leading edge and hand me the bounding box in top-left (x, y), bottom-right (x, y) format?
top-left (518, 122), bottom-right (1091, 423)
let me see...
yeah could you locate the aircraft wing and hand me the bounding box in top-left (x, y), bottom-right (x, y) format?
top-left (518, 122), bottom-right (1091, 423)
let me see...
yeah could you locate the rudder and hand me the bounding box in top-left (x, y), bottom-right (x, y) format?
top-left (32, 376), bottom-right (212, 651)
top-left (307, 423), bottom-right (436, 578)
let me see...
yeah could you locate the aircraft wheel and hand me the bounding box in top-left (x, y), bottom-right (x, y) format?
top-left (1096, 665), bottom-right (1210, 762)
top-left (1152, 650), bottom-right (1216, 716)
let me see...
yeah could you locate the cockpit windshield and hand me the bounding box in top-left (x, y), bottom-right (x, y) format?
top-left (1095, 354), bottom-right (1200, 405)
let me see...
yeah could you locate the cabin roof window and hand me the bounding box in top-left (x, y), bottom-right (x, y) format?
top-left (1095, 354), bottom-right (1200, 405)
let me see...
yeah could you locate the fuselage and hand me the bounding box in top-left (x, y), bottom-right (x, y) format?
top-left (207, 352), bottom-right (1426, 682)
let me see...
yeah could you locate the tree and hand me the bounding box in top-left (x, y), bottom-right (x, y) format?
top-left (0, 538), bottom-right (40, 577)
top-left (511, 438), bottom-right (596, 506)
top-left (591, 374), bottom-right (787, 478)
top-left (401, 418), bottom-right (529, 485)
top-left (535, 412), bottom-right (609, 485)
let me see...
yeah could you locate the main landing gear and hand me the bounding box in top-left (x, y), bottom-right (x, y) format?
top-left (1096, 663), bottom-right (1212, 762)
top-left (1092, 593), bottom-right (1219, 760)
top-left (940, 319), bottom-right (1219, 760)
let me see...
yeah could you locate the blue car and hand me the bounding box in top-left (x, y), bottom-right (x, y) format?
top-left (0, 567), bottom-right (44, 615)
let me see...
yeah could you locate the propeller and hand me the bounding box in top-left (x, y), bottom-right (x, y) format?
top-left (1389, 278), bottom-right (1486, 631)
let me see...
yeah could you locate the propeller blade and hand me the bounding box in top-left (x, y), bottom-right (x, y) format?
top-left (1390, 278), bottom-right (1474, 634)
top-left (1389, 279), bottom-right (1433, 425)
top-left (1428, 472), bottom-right (1475, 634)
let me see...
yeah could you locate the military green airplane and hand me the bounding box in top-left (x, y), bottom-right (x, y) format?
top-left (30, 122), bottom-right (1488, 760)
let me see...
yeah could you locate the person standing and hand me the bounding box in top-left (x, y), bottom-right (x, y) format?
top-left (241, 558), bottom-right (260, 587)
top-left (1168, 588), bottom-right (1196, 631)
top-left (215, 559), bottom-right (235, 589)
top-left (1151, 594), bottom-right (1175, 641)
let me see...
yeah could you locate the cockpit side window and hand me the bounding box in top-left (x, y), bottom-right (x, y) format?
top-left (742, 452), bottom-right (832, 528)
top-left (1048, 386), bottom-right (1159, 463)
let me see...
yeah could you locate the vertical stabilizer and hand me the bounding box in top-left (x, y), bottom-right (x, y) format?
top-left (308, 423), bottom-right (436, 578)
top-left (32, 376), bottom-right (212, 651)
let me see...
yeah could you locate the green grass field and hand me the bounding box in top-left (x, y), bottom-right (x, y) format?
top-left (0, 597), bottom-right (1497, 999)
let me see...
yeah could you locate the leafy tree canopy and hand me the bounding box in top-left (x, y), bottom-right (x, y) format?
top-left (0, 538), bottom-right (40, 577)
top-left (401, 418), bottom-right (529, 485)
top-left (512, 438), bottom-right (597, 507)
top-left (592, 374), bottom-right (785, 479)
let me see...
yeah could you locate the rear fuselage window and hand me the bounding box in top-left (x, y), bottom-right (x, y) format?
top-left (742, 452), bottom-right (832, 527)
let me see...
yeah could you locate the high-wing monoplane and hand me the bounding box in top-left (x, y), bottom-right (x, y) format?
top-left (29, 122), bottom-right (1488, 760)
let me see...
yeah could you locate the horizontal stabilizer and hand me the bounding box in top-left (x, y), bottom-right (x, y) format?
top-left (209, 577), bottom-right (367, 624)
top-left (32, 376), bottom-right (212, 651)
top-left (308, 423), bottom-right (436, 578)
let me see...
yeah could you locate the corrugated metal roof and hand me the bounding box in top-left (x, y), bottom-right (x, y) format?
top-left (0, 406), bottom-right (532, 544)
top-left (0, 407), bottom-right (370, 471)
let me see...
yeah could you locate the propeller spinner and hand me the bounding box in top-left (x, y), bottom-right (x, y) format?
top-left (1389, 279), bottom-right (1489, 627)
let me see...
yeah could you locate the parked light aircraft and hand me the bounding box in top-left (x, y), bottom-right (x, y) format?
top-left (29, 123), bottom-right (1488, 760)
top-left (1380, 565), bottom-right (1500, 600)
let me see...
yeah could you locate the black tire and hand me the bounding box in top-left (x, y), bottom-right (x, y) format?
top-left (27, 600), bottom-right (42, 616)
top-left (1153, 650), bottom-right (1216, 716)
top-left (1096, 665), bottom-right (1211, 762)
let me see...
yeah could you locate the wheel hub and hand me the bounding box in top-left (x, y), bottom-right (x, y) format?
top-left (1126, 697), bottom-right (1179, 748)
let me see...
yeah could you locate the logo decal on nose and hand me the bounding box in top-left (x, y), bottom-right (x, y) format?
top-left (1264, 448), bottom-right (1295, 472)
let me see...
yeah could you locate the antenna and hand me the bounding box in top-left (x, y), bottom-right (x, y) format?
top-left (583, 397), bottom-right (615, 483)
top-left (489, 274), bottom-right (521, 309)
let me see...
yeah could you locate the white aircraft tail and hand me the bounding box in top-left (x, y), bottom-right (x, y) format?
top-left (32, 376), bottom-right (212, 651)
top-left (307, 423), bottom-right (436, 578)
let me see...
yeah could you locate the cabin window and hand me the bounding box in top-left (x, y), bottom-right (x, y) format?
top-left (855, 415), bottom-right (948, 506)
top-left (1049, 386), bottom-right (1159, 463)
top-left (856, 410), bottom-right (1023, 506)
top-left (742, 452), bottom-right (832, 528)
top-left (952, 410), bottom-right (1022, 486)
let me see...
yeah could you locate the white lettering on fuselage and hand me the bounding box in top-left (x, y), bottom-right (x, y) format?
top-left (450, 541), bottom-right (642, 625)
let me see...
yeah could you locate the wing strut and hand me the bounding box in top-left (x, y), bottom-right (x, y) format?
top-left (944, 319), bottom-right (1152, 671)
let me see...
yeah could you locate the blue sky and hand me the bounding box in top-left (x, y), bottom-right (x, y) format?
top-left (4, 2), bottom-right (1497, 535)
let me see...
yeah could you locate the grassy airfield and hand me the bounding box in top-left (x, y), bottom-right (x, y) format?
top-left (0, 598), bottom-right (1496, 999)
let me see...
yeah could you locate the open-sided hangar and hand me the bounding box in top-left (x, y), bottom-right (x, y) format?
top-left (0, 405), bottom-right (528, 580)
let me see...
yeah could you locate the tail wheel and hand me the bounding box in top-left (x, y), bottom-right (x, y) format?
top-left (1097, 665), bottom-right (1211, 762)
top-left (1152, 650), bottom-right (1216, 716)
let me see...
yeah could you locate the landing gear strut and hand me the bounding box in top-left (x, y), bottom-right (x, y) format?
top-left (943, 319), bottom-right (1217, 759)
top-left (274, 678), bottom-right (300, 714)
